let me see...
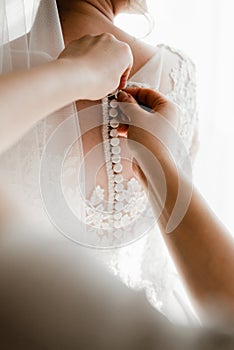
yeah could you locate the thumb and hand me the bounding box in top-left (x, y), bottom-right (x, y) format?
top-left (118, 90), bottom-right (138, 105)
top-left (117, 90), bottom-right (149, 123)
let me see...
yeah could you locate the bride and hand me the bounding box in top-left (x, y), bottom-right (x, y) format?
top-left (0, 0), bottom-right (198, 323)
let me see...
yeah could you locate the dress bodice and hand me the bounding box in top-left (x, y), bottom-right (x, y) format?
top-left (58, 43), bottom-right (198, 246)
top-left (0, 43), bottom-right (198, 324)
top-left (50, 44), bottom-right (198, 322)
top-left (0, 0), bottom-right (198, 325)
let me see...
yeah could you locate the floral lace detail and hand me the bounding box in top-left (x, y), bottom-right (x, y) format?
top-left (160, 45), bottom-right (198, 155)
top-left (85, 178), bottom-right (154, 248)
top-left (86, 178), bottom-right (147, 229)
top-left (84, 88), bottom-right (153, 247)
top-left (89, 45), bottom-right (198, 323)
top-left (0, 44), bottom-right (198, 323)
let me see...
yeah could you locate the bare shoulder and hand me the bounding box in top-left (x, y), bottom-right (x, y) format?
top-left (121, 32), bottom-right (158, 76)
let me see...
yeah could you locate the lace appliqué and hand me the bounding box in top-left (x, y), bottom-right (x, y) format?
top-left (87, 45), bottom-right (198, 323)
top-left (85, 178), bottom-right (149, 245)
top-left (161, 45), bottom-right (198, 154)
top-left (86, 178), bottom-right (148, 228)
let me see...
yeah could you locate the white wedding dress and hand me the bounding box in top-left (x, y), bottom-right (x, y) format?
top-left (0, 0), bottom-right (198, 324)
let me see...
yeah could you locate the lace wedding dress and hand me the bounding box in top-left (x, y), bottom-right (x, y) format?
top-left (0, 0), bottom-right (198, 324)
top-left (86, 47), bottom-right (198, 323)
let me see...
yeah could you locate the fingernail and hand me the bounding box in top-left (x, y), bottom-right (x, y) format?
top-left (118, 90), bottom-right (129, 101)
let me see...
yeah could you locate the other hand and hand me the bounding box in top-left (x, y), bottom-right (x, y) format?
top-left (58, 34), bottom-right (133, 100)
top-left (118, 87), bottom-right (181, 156)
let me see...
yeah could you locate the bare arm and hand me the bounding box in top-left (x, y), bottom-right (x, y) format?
top-left (147, 152), bottom-right (234, 321)
top-left (118, 88), bottom-right (234, 322)
top-left (0, 34), bottom-right (132, 154)
top-left (0, 60), bottom-right (77, 153)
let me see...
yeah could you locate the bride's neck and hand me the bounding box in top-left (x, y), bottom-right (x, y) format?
top-left (57, 0), bottom-right (117, 44)
top-left (57, 0), bottom-right (158, 80)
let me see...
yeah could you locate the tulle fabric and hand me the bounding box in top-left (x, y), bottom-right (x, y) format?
top-left (0, 0), bottom-right (198, 324)
top-left (0, 0), bottom-right (84, 234)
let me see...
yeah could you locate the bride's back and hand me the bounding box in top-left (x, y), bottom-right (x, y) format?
top-left (58, 0), bottom-right (158, 199)
top-left (0, 0), bottom-right (198, 322)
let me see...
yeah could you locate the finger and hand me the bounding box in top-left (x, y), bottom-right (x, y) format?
top-left (116, 110), bottom-right (130, 136)
top-left (122, 87), bottom-right (180, 129)
top-left (123, 87), bottom-right (168, 112)
top-left (118, 66), bottom-right (131, 90)
top-left (117, 43), bottom-right (133, 90)
top-left (117, 90), bottom-right (138, 105)
top-left (117, 124), bottom-right (129, 137)
top-left (117, 90), bottom-right (149, 122)
top-left (117, 91), bottom-right (150, 117)
top-left (117, 91), bottom-right (177, 144)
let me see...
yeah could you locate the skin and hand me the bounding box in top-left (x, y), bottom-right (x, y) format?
top-left (1, 2), bottom-right (234, 343)
top-left (56, 0), bottom-right (158, 197)
top-left (118, 88), bottom-right (234, 323)
top-left (57, 0), bottom-right (155, 80)
top-left (0, 33), bottom-right (133, 154)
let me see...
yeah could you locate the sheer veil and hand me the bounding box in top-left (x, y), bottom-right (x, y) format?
top-left (0, 0), bottom-right (63, 70)
top-left (0, 0), bottom-right (85, 236)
